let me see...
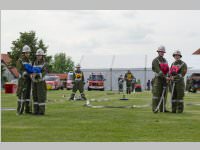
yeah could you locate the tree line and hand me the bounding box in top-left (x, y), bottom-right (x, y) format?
top-left (7, 31), bottom-right (75, 73)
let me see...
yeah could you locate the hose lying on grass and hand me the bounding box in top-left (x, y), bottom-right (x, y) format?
top-left (84, 99), bottom-right (151, 109)
top-left (1, 108), bottom-right (16, 111)
top-left (186, 103), bottom-right (200, 106)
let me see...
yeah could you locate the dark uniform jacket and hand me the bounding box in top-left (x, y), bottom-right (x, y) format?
top-left (73, 70), bottom-right (85, 83)
top-left (152, 56), bottom-right (168, 77)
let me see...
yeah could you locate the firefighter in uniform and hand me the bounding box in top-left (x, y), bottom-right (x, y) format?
top-left (185, 76), bottom-right (190, 92)
top-left (131, 77), bottom-right (136, 92)
top-left (16, 45), bottom-right (32, 115)
top-left (124, 70), bottom-right (134, 94)
top-left (32, 49), bottom-right (48, 115)
top-left (152, 46), bottom-right (170, 113)
top-left (69, 64), bottom-right (87, 100)
top-left (118, 74), bottom-right (124, 93)
top-left (169, 50), bottom-right (187, 113)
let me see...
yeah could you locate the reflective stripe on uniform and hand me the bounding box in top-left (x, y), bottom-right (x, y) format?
top-left (22, 62), bottom-right (31, 65)
top-left (33, 64), bottom-right (44, 68)
top-left (75, 79), bottom-right (82, 81)
top-left (19, 58), bottom-right (31, 65)
top-left (33, 78), bottom-right (45, 82)
top-left (26, 99), bottom-right (31, 102)
top-left (154, 71), bottom-right (163, 77)
top-left (34, 102), bottom-right (39, 105)
top-left (177, 99), bottom-right (184, 103)
top-left (39, 73), bottom-right (42, 78)
top-left (172, 99), bottom-right (177, 102)
top-left (18, 99), bottom-right (24, 102)
top-left (178, 74), bottom-right (182, 78)
top-left (154, 72), bottom-right (159, 76)
top-left (39, 103), bottom-right (46, 106)
top-left (153, 96), bottom-right (158, 100)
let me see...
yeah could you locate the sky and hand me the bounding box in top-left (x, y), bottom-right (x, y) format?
top-left (1, 10), bottom-right (200, 66)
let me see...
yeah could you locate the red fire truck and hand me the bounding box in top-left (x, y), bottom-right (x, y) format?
top-left (87, 73), bottom-right (105, 91)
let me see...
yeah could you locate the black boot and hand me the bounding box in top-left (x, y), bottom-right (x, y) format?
top-left (33, 104), bottom-right (39, 115)
top-left (38, 105), bottom-right (45, 115)
top-left (164, 109), bottom-right (170, 113)
top-left (81, 93), bottom-right (87, 100)
top-left (177, 102), bottom-right (184, 113)
top-left (69, 93), bottom-right (75, 100)
top-left (25, 101), bottom-right (32, 114)
top-left (17, 100), bottom-right (25, 115)
top-left (172, 102), bottom-right (177, 113)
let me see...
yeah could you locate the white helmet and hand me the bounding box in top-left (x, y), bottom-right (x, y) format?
top-left (173, 50), bottom-right (182, 57)
top-left (22, 45), bottom-right (31, 53)
top-left (36, 48), bottom-right (45, 56)
top-left (157, 45), bottom-right (166, 53)
top-left (76, 64), bottom-right (81, 68)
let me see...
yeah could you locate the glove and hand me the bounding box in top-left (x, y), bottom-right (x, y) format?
top-left (166, 77), bottom-right (170, 82)
top-left (174, 74), bottom-right (182, 81)
top-left (158, 71), bottom-right (163, 76)
top-left (35, 73), bottom-right (42, 79)
top-left (22, 71), bottom-right (28, 78)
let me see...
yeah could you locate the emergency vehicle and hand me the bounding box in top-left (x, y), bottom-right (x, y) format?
top-left (66, 71), bottom-right (74, 90)
top-left (87, 73), bottom-right (105, 91)
top-left (45, 75), bottom-right (62, 90)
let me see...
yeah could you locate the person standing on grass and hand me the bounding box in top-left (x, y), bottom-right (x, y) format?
top-left (131, 77), bottom-right (136, 92)
top-left (118, 74), bottom-right (124, 93)
top-left (124, 70), bottom-right (134, 94)
top-left (16, 45), bottom-right (32, 115)
top-left (169, 50), bottom-right (187, 113)
top-left (32, 49), bottom-right (48, 115)
top-left (69, 64), bottom-right (87, 100)
top-left (152, 45), bottom-right (170, 113)
top-left (147, 80), bottom-right (151, 91)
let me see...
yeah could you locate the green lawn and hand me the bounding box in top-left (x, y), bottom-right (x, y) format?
top-left (1, 90), bottom-right (200, 142)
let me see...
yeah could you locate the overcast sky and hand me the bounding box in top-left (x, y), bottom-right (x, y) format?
top-left (1, 10), bottom-right (200, 64)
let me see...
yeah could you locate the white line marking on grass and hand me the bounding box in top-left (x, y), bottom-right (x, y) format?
top-left (186, 103), bottom-right (200, 106)
top-left (1, 108), bottom-right (16, 111)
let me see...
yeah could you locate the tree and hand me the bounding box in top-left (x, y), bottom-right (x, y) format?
top-left (8, 31), bottom-right (53, 72)
top-left (52, 53), bottom-right (74, 73)
top-left (65, 56), bottom-right (75, 73)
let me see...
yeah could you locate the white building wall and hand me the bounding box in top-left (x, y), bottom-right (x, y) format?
top-left (82, 68), bottom-right (154, 91)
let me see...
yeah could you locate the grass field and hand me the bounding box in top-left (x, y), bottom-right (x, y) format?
top-left (1, 90), bottom-right (200, 142)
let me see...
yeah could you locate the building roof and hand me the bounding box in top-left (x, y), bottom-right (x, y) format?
top-left (1, 53), bottom-right (19, 78)
top-left (193, 48), bottom-right (200, 55)
top-left (1, 53), bottom-right (11, 64)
